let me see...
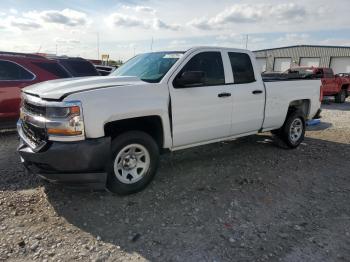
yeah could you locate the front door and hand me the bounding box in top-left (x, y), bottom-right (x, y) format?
top-left (168, 51), bottom-right (233, 147)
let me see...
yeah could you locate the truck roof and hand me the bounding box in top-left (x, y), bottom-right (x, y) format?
top-left (143, 46), bottom-right (252, 54)
top-left (186, 46), bottom-right (252, 54)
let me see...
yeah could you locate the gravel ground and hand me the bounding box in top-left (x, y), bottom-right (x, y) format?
top-left (0, 99), bottom-right (349, 262)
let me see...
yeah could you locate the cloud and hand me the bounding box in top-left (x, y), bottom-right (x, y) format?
top-left (0, 8), bottom-right (89, 31)
top-left (9, 8), bottom-right (18, 14)
top-left (37, 9), bottom-right (88, 27)
top-left (0, 15), bottom-right (41, 31)
top-left (152, 18), bottom-right (180, 30)
top-left (10, 18), bottom-right (41, 30)
top-left (122, 5), bottom-right (156, 14)
top-left (107, 13), bottom-right (145, 28)
top-left (106, 12), bottom-right (179, 31)
top-left (135, 6), bottom-right (156, 14)
top-left (189, 3), bottom-right (312, 30)
top-left (187, 18), bottom-right (212, 30)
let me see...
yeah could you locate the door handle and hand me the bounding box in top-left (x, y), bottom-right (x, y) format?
top-left (218, 92), bottom-right (231, 98)
top-left (252, 90), bottom-right (263, 95)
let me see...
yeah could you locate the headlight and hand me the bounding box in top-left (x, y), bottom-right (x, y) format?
top-left (46, 101), bottom-right (85, 141)
top-left (46, 106), bottom-right (79, 119)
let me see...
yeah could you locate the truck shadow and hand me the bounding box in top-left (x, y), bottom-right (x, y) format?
top-left (45, 134), bottom-right (350, 261)
top-left (306, 122), bottom-right (332, 131)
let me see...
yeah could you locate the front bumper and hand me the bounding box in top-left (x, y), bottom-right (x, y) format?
top-left (18, 136), bottom-right (111, 190)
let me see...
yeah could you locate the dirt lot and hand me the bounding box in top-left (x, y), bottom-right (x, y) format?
top-left (0, 99), bottom-right (349, 262)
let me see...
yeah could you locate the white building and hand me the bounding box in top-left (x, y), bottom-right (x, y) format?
top-left (253, 45), bottom-right (350, 73)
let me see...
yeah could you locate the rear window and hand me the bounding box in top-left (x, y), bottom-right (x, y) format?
top-left (58, 60), bottom-right (99, 77)
top-left (228, 52), bottom-right (255, 84)
top-left (32, 62), bottom-right (71, 78)
top-left (0, 60), bottom-right (35, 81)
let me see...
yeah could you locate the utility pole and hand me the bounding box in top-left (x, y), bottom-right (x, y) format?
top-left (97, 32), bottom-right (100, 60)
top-left (150, 37), bottom-right (154, 51)
top-left (245, 34), bottom-right (249, 49)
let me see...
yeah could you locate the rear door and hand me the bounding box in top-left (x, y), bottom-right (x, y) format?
top-left (168, 50), bottom-right (233, 147)
top-left (226, 52), bottom-right (265, 135)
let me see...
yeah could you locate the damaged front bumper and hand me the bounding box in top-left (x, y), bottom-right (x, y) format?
top-left (17, 129), bottom-right (111, 190)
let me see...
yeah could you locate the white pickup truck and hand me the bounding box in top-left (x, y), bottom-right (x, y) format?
top-left (18, 47), bottom-right (322, 194)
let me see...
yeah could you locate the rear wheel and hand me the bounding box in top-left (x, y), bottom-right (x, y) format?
top-left (107, 131), bottom-right (159, 195)
top-left (274, 110), bottom-right (305, 149)
top-left (335, 89), bottom-right (346, 103)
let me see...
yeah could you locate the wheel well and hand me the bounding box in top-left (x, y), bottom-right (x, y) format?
top-left (341, 84), bottom-right (349, 91)
top-left (104, 116), bottom-right (164, 148)
top-left (288, 99), bottom-right (310, 118)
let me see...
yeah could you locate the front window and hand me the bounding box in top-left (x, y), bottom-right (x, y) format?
top-left (111, 52), bottom-right (184, 83)
top-left (174, 52), bottom-right (225, 88)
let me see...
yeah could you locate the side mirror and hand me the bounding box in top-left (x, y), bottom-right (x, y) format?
top-left (174, 71), bottom-right (205, 88)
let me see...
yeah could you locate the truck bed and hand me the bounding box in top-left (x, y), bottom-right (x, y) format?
top-left (262, 79), bottom-right (321, 130)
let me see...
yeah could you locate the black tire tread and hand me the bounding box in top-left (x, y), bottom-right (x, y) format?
top-left (335, 89), bottom-right (346, 103)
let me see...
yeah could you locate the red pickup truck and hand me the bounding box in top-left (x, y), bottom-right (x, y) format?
top-left (285, 67), bottom-right (350, 103)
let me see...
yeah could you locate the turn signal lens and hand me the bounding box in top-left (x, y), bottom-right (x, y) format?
top-left (47, 128), bottom-right (82, 136)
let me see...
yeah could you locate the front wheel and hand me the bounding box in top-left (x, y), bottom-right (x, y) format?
top-left (335, 89), bottom-right (346, 103)
top-left (278, 111), bottom-right (305, 149)
top-left (107, 131), bottom-right (159, 195)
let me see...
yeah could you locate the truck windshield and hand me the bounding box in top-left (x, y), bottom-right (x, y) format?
top-left (111, 52), bottom-right (184, 83)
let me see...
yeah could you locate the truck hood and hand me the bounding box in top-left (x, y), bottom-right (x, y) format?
top-left (23, 76), bottom-right (147, 100)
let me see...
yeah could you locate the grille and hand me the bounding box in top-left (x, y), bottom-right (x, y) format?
top-left (23, 100), bottom-right (46, 116)
top-left (21, 120), bottom-right (47, 148)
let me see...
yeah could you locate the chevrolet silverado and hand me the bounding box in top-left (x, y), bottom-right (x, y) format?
top-left (17, 47), bottom-right (322, 194)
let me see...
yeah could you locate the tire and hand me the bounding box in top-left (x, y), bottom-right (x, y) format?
top-left (279, 110), bottom-right (305, 149)
top-left (106, 131), bottom-right (159, 195)
top-left (335, 89), bottom-right (346, 103)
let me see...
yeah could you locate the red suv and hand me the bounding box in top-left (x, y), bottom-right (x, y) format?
top-left (0, 52), bottom-right (72, 128)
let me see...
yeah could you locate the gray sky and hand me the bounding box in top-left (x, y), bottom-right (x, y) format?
top-left (0, 0), bottom-right (349, 60)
